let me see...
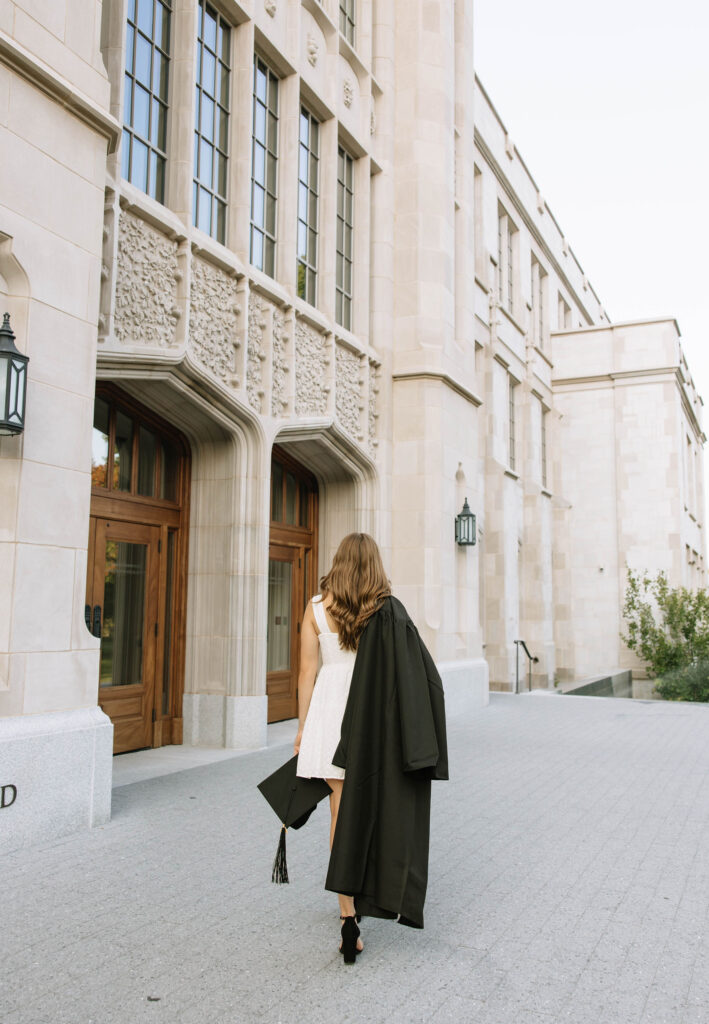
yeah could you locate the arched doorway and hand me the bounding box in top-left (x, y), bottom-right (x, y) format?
top-left (267, 446), bottom-right (318, 722)
top-left (86, 384), bottom-right (190, 753)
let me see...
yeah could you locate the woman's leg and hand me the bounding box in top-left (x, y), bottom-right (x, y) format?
top-left (326, 777), bottom-right (363, 950)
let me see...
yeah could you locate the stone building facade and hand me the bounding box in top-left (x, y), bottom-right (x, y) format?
top-left (0, 0), bottom-right (704, 849)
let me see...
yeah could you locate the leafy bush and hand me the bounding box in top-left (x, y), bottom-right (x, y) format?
top-left (621, 568), bottom-right (709, 684)
top-left (654, 662), bottom-right (709, 703)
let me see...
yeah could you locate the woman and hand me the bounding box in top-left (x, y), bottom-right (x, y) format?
top-left (294, 533), bottom-right (448, 964)
top-left (294, 533), bottom-right (389, 961)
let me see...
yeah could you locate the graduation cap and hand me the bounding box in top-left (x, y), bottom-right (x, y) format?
top-left (257, 755), bottom-right (331, 883)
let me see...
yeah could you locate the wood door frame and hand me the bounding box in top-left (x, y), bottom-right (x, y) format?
top-left (89, 383), bottom-right (191, 748)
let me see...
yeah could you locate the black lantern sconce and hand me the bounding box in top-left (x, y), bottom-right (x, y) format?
top-left (455, 497), bottom-right (476, 546)
top-left (0, 313), bottom-right (29, 436)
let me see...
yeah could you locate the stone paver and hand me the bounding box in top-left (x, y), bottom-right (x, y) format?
top-left (2, 692), bottom-right (709, 1024)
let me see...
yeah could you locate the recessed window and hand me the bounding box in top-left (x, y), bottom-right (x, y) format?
top-left (541, 405), bottom-right (548, 488)
top-left (250, 57), bottom-right (279, 276)
top-left (531, 255), bottom-right (547, 350)
top-left (296, 107), bottom-right (320, 306)
top-left (122, 0), bottom-right (172, 203)
top-left (497, 204), bottom-right (517, 316)
top-left (558, 293), bottom-right (571, 330)
top-left (339, 0), bottom-right (355, 45)
top-left (336, 146), bottom-right (354, 330)
top-left (193, 2), bottom-right (231, 243)
top-left (508, 376), bottom-right (517, 471)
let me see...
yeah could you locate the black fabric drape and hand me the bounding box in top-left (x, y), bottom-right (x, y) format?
top-left (325, 596), bottom-right (448, 928)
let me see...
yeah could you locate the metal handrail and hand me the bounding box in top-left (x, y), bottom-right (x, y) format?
top-left (514, 640), bottom-right (539, 693)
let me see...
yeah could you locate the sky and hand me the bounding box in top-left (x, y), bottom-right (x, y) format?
top-left (473, 0), bottom-right (709, 406)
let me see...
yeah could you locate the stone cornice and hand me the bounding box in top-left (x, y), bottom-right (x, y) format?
top-left (0, 31), bottom-right (120, 153)
top-left (392, 371), bottom-right (482, 407)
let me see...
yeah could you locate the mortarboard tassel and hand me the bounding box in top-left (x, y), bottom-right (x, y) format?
top-left (271, 825), bottom-right (289, 884)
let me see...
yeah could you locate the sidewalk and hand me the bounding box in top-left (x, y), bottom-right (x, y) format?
top-left (3, 692), bottom-right (709, 1024)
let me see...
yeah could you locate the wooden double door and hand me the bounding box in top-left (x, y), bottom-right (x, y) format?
top-left (87, 386), bottom-right (189, 754)
top-left (266, 448), bottom-right (318, 723)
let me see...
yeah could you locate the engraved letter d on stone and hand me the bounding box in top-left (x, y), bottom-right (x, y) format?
top-left (1, 784), bottom-right (17, 808)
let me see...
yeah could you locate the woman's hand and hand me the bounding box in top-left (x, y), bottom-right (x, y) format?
top-left (294, 729), bottom-right (303, 755)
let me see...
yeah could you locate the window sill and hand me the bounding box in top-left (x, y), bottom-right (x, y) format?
top-left (504, 468), bottom-right (519, 480)
top-left (497, 304), bottom-right (525, 336)
top-left (249, 266), bottom-right (291, 309)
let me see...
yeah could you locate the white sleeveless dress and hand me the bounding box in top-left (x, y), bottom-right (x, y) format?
top-left (296, 595), bottom-right (357, 780)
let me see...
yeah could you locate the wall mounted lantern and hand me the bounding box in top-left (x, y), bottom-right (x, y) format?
top-left (0, 313), bottom-right (29, 436)
top-left (455, 497), bottom-right (476, 546)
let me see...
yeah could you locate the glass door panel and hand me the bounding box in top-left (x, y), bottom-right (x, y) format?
top-left (266, 544), bottom-right (299, 722)
top-left (267, 559), bottom-right (292, 672)
top-left (90, 519), bottom-right (160, 754)
top-left (100, 540), bottom-right (147, 687)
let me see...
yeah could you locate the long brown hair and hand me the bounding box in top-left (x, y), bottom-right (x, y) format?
top-left (320, 533), bottom-right (391, 651)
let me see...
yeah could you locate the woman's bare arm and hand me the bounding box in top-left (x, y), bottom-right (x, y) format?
top-left (294, 602), bottom-right (319, 754)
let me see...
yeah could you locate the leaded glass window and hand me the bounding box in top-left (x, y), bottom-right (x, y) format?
top-left (122, 0), bottom-right (171, 203)
top-left (296, 107), bottom-right (319, 306)
top-left (193, 2), bottom-right (230, 243)
top-left (250, 57), bottom-right (279, 276)
top-left (336, 147), bottom-right (354, 330)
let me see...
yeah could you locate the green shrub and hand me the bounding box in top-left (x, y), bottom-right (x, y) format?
top-left (621, 568), bottom-right (709, 691)
top-left (654, 662), bottom-right (709, 703)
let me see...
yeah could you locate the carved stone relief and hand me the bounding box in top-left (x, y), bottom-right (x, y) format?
top-left (343, 78), bottom-right (354, 109)
top-left (271, 308), bottom-right (289, 417)
top-left (368, 360), bottom-right (380, 452)
top-left (189, 258), bottom-right (240, 385)
top-left (307, 33), bottom-right (319, 66)
top-left (295, 319), bottom-right (328, 416)
top-left (335, 343), bottom-right (362, 440)
top-left (247, 291), bottom-right (267, 413)
top-left (114, 211), bottom-right (180, 348)
top-left (264, 0), bottom-right (276, 16)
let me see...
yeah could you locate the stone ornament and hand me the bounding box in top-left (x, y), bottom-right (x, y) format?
top-left (264, 0), bottom-right (276, 16)
top-left (368, 360), bottom-right (380, 452)
top-left (335, 343), bottom-right (362, 439)
top-left (307, 34), bottom-right (319, 67)
top-left (247, 291), bottom-right (267, 412)
top-left (114, 211), bottom-right (180, 348)
top-left (271, 308), bottom-right (289, 417)
top-left (370, 110), bottom-right (376, 135)
top-left (189, 257), bottom-right (240, 385)
top-left (295, 319), bottom-right (328, 416)
top-left (343, 78), bottom-right (354, 109)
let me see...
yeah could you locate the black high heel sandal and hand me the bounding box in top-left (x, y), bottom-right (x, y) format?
top-left (339, 915), bottom-right (362, 964)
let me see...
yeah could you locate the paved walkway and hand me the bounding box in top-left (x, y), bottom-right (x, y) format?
top-left (3, 692), bottom-right (709, 1024)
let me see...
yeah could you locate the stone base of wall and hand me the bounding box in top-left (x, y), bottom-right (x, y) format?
top-left (0, 707), bottom-right (113, 855)
top-left (438, 659), bottom-right (490, 718)
top-left (182, 694), bottom-right (268, 750)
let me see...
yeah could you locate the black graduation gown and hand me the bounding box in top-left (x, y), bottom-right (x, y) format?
top-left (324, 596), bottom-right (448, 929)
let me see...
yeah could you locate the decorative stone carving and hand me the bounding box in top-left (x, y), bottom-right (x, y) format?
top-left (295, 319), bottom-right (328, 416)
top-left (307, 34), bottom-right (319, 66)
top-left (271, 308), bottom-right (289, 417)
top-left (343, 78), bottom-right (354, 109)
top-left (335, 343), bottom-right (362, 439)
top-left (264, 0), bottom-right (276, 16)
top-left (368, 360), bottom-right (380, 452)
top-left (189, 257), bottom-right (240, 385)
top-left (247, 291), bottom-right (267, 413)
top-left (370, 109), bottom-right (376, 135)
top-left (114, 211), bottom-right (180, 348)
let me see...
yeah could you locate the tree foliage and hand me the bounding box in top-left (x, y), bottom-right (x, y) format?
top-left (621, 568), bottom-right (709, 679)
